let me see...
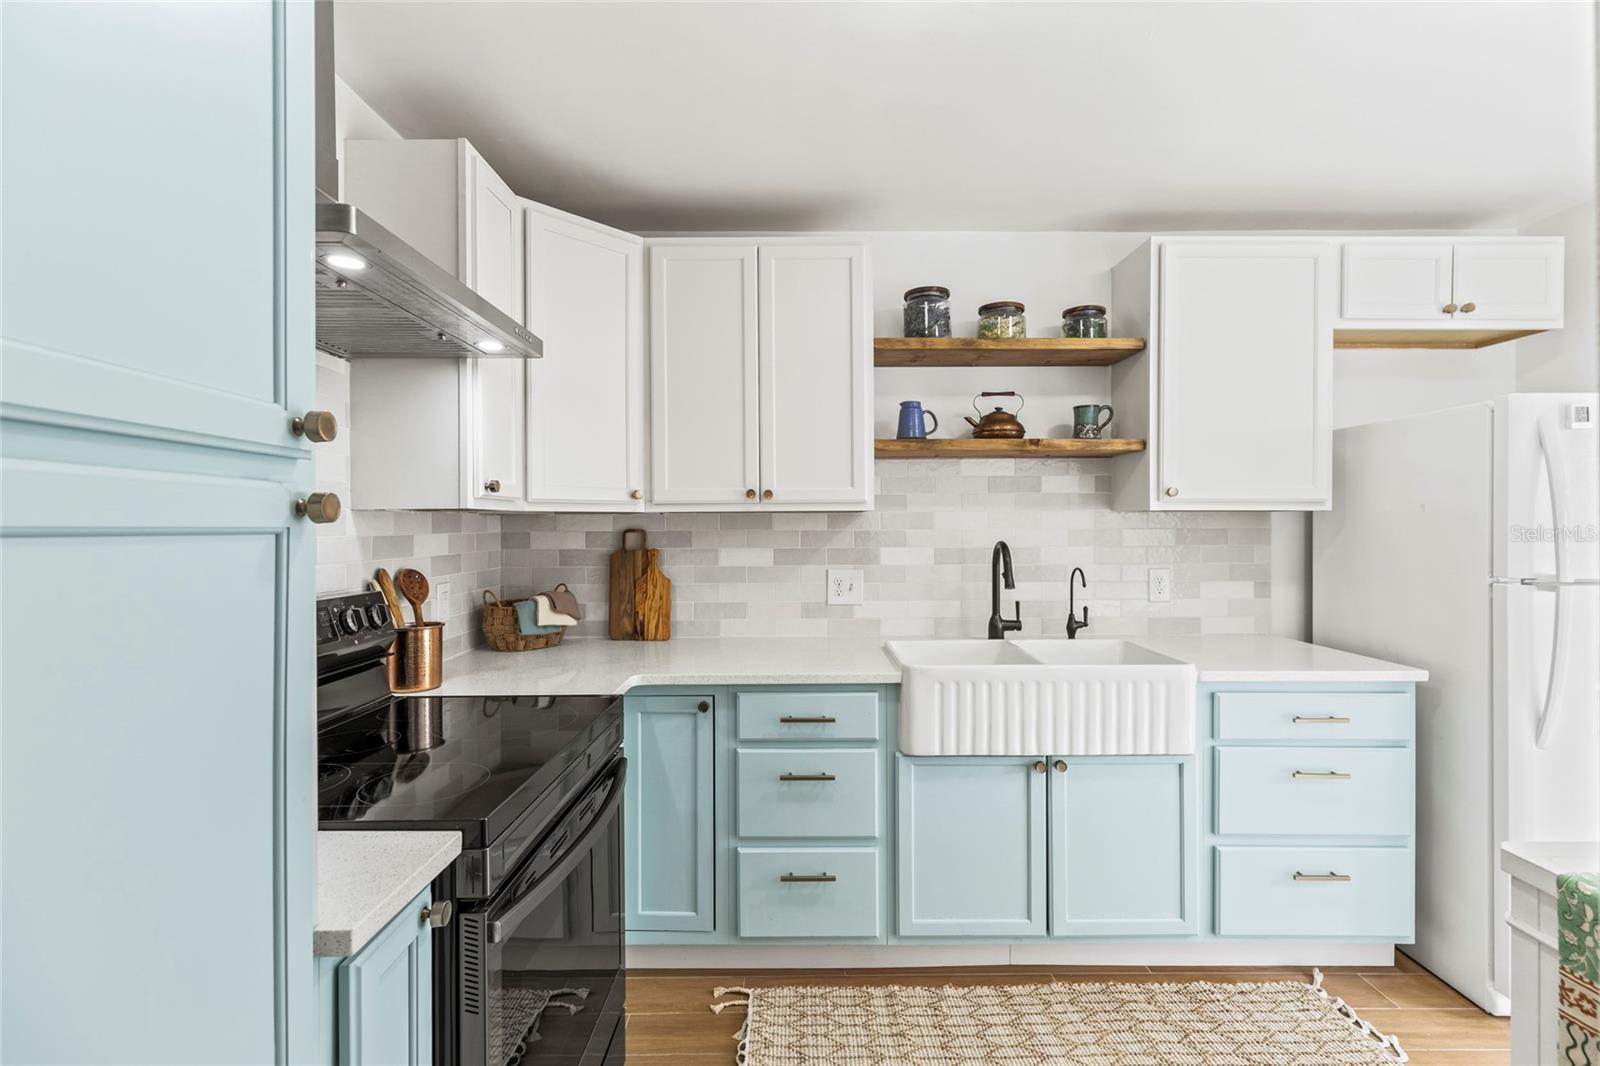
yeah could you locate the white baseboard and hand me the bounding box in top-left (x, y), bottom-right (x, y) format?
top-left (627, 942), bottom-right (1397, 970)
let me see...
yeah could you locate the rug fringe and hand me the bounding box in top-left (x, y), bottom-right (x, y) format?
top-left (1310, 967), bottom-right (1409, 1063)
top-left (710, 988), bottom-right (754, 1065)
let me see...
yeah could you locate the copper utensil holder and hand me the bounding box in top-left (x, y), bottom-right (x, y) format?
top-left (388, 623), bottom-right (443, 693)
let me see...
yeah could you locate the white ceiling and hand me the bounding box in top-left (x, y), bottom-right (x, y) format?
top-left (335, 1), bottom-right (1596, 233)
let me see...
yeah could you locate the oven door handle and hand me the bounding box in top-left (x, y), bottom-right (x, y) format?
top-left (485, 757), bottom-right (627, 944)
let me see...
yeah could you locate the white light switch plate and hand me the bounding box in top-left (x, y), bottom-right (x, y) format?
top-left (827, 569), bottom-right (864, 606)
top-left (1148, 568), bottom-right (1172, 603)
top-left (435, 580), bottom-right (452, 623)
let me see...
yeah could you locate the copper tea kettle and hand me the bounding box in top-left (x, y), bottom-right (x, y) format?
top-left (965, 391), bottom-right (1026, 439)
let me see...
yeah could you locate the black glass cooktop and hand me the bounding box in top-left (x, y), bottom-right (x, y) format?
top-left (317, 694), bottom-right (619, 848)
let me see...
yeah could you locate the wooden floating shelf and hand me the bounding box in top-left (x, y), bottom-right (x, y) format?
top-left (875, 438), bottom-right (1145, 460)
top-left (1333, 327), bottom-right (1546, 350)
top-left (874, 337), bottom-right (1145, 368)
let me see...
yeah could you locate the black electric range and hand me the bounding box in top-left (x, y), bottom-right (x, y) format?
top-left (316, 590), bottom-right (625, 1066)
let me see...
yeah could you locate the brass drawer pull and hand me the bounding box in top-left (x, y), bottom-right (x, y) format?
top-left (1294, 871), bottom-right (1352, 882)
top-left (779, 715), bottom-right (838, 724)
top-left (779, 772), bottom-right (836, 782)
top-left (1293, 715), bottom-right (1352, 724)
top-left (780, 873), bottom-right (836, 883)
top-left (1292, 770), bottom-right (1353, 780)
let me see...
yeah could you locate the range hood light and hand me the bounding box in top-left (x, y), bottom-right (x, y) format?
top-left (474, 339), bottom-right (506, 353)
top-left (323, 252), bottom-right (367, 271)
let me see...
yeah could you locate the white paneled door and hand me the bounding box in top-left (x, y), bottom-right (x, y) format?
top-left (1341, 241), bottom-right (1454, 321)
top-left (1452, 240), bottom-right (1565, 324)
top-left (649, 244), bottom-right (761, 505)
top-left (758, 245), bottom-right (871, 507)
top-left (1158, 240), bottom-right (1335, 509)
top-left (464, 147), bottom-right (527, 506)
top-left (525, 206), bottom-right (646, 506)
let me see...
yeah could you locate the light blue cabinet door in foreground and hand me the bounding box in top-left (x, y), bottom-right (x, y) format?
top-left (338, 891), bottom-right (434, 1066)
top-left (1049, 757), bottom-right (1197, 936)
top-left (0, 2), bottom-right (316, 1062)
top-left (897, 757), bottom-right (1047, 937)
top-left (625, 695), bottom-right (716, 931)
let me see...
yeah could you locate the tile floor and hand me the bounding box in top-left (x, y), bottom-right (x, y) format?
top-left (624, 952), bottom-right (1509, 1064)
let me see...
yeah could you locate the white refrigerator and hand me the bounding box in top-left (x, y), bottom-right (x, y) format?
top-left (1313, 393), bottom-right (1599, 1016)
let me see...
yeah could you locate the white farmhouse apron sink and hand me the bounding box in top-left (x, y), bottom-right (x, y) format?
top-left (885, 639), bottom-right (1198, 756)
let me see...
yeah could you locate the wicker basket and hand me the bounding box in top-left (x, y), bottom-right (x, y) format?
top-left (481, 590), bottom-right (566, 652)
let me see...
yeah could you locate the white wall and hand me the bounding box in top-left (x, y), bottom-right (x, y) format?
top-left (1518, 198), bottom-right (1598, 393)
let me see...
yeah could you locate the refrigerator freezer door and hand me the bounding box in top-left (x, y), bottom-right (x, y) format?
top-left (1495, 393), bottom-right (1599, 581)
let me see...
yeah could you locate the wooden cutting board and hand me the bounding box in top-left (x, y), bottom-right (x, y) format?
top-left (608, 529), bottom-right (649, 640)
top-left (635, 549), bottom-right (671, 641)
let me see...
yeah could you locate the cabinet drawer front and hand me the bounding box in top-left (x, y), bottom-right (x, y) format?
top-left (1215, 747), bottom-right (1412, 837)
top-left (736, 748), bottom-right (879, 839)
top-left (736, 690), bottom-right (880, 742)
top-left (736, 847), bottom-right (880, 938)
top-left (1216, 846), bottom-right (1413, 938)
top-left (1214, 692), bottom-right (1412, 742)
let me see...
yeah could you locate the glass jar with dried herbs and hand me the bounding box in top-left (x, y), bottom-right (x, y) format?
top-left (903, 286), bottom-right (952, 338)
top-left (976, 301), bottom-right (1026, 339)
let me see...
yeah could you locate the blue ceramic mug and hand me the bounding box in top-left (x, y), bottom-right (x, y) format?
top-left (1073, 404), bottom-right (1114, 439)
top-left (897, 401), bottom-right (939, 440)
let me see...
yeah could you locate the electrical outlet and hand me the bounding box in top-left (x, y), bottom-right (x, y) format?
top-left (1148, 568), bottom-right (1172, 603)
top-left (435, 580), bottom-right (452, 622)
top-left (826, 568), bottom-right (864, 606)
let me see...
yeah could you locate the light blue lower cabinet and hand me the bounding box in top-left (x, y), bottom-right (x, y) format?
top-left (736, 748), bottom-right (879, 839)
top-left (1214, 746), bottom-right (1413, 837)
top-left (316, 889), bottom-right (434, 1066)
top-left (1215, 846), bottom-right (1414, 939)
top-left (625, 694), bottom-right (716, 932)
top-left (737, 847), bottom-right (881, 938)
top-left (1049, 757), bottom-right (1197, 937)
top-left (896, 757), bottom-right (1048, 937)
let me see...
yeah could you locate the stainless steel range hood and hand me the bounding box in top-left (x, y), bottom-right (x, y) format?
top-left (311, 1), bottom-right (540, 361)
top-left (315, 204), bottom-right (541, 360)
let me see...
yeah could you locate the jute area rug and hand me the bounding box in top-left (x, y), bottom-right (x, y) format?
top-left (709, 970), bottom-right (1406, 1065)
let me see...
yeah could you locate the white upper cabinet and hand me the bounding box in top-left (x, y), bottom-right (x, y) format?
top-left (525, 204), bottom-right (646, 507)
top-left (1341, 241), bottom-right (1454, 321)
top-left (344, 138), bottom-right (529, 510)
top-left (649, 240), bottom-right (871, 510)
top-left (758, 245), bottom-right (871, 507)
top-left (1111, 238), bottom-right (1334, 511)
top-left (650, 244), bottom-right (762, 506)
top-left (1339, 237), bottom-right (1563, 330)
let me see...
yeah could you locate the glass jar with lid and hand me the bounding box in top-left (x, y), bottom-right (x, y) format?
top-left (976, 301), bottom-right (1026, 339)
top-left (903, 286), bottom-right (952, 338)
top-left (1061, 304), bottom-right (1108, 338)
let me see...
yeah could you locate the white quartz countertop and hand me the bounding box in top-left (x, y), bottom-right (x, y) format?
top-left (1500, 840), bottom-right (1600, 894)
top-left (314, 831), bottom-right (461, 957)
top-left (431, 634), bottom-right (1423, 697)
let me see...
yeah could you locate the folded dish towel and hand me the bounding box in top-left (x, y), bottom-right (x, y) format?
top-left (514, 599), bottom-right (564, 636)
top-left (545, 582), bottom-right (583, 622)
top-left (533, 592), bottom-right (580, 627)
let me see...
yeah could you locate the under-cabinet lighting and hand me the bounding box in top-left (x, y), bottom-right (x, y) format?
top-left (474, 339), bottom-right (505, 353)
top-left (323, 253), bottom-right (367, 271)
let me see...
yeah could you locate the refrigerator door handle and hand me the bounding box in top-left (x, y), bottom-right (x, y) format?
top-left (1536, 418), bottom-right (1572, 585)
top-left (1533, 582), bottom-right (1571, 750)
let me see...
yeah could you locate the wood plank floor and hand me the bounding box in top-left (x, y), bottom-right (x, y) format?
top-left (624, 952), bottom-right (1509, 1064)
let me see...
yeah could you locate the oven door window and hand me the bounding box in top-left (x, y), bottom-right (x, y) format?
top-left (462, 756), bottom-right (625, 1066)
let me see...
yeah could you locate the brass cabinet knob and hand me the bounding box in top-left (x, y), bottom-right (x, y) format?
top-left (1442, 303), bottom-right (1459, 314)
top-left (295, 492), bottom-right (341, 524)
top-left (762, 489), bottom-right (774, 500)
top-left (1460, 302), bottom-right (1477, 314)
top-left (1165, 487), bottom-right (1180, 498)
top-left (631, 489), bottom-right (643, 500)
top-left (291, 410), bottom-right (338, 442)
top-left (1053, 759), bottom-right (1068, 773)
top-left (420, 900), bottom-right (454, 928)
top-left (745, 489), bottom-right (757, 500)
top-left (1032, 760), bottom-right (1047, 774)
top-left (483, 479), bottom-right (501, 494)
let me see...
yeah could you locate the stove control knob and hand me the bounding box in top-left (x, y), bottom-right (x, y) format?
top-left (341, 606), bottom-right (365, 633)
top-left (367, 603), bottom-right (391, 628)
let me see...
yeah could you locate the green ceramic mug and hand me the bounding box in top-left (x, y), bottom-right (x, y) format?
top-left (1073, 404), bottom-right (1114, 439)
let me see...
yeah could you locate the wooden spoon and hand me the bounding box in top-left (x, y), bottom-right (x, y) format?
top-left (374, 568), bottom-right (405, 626)
top-left (394, 568), bottom-right (429, 627)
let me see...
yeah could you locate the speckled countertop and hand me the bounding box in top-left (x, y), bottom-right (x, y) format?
top-left (430, 634), bottom-right (1424, 697)
top-left (314, 831), bottom-right (461, 957)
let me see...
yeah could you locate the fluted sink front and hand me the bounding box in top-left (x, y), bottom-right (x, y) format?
top-left (885, 639), bottom-right (1198, 756)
